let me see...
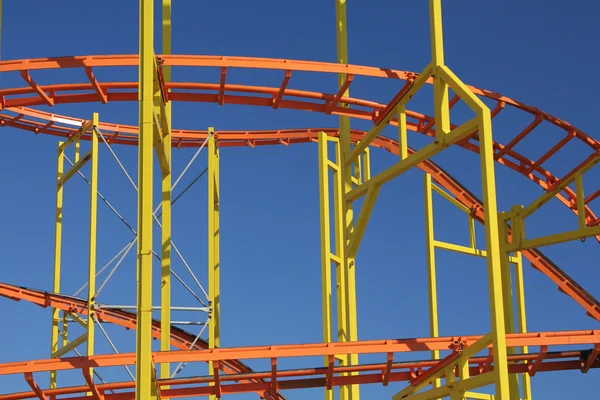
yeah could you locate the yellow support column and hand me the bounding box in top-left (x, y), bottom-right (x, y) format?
top-left (208, 130), bottom-right (220, 400)
top-left (87, 112), bottom-right (99, 381)
top-left (334, 1), bottom-right (359, 399)
top-left (137, 0), bottom-right (156, 398)
top-left (429, 0), bottom-right (450, 140)
top-left (50, 141), bottom-right (65, 389)
top-left (424, 174), bottom-right (440, 391)
top-left (160, 0), bottom-right (173, 383)
top-left (318, 132), bottom-right (334, 400)
top-left (514, 251), bottom-right (532, 400)
top-left (498, 219), bottom-right (521, 399)
top-left (479, 111), bottom-right (511, 399)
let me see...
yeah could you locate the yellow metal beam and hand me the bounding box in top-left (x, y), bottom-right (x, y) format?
top-left (57, 150), bottom-right (92, 187)
top-left (87, 112), bottom-right (99, 382)
top-left (160, 0), bottom-right (172, 384)
top-left (424, 174), bottom-right (440, 391)
top-left (478, 110), bottom-right (511, 399)
top-left (398, 104), bottom-right (408, 160)
top-left (136, 0), bottom-right (156, 398)
top-left (50, 141), bottom-right (64, 389)
top-left (208, 129), bottom-right (220, 400)
top-left (335, 1), bottom-right (359, 399)
top-left (51, 332), bottom-right (88, 359)
top-left (346, 117), bottom-right (479, 202)
top-left (317, 131), bottom-right (334, 400)
top-left (429, 0), bottom-right (450, 140)
top-left (513, 252), bottom-right (532, 400)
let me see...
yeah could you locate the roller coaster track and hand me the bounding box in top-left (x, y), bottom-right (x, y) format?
top-left (0, 57), bottom-right (598, 321)
top-left (0, 55), bottom-right (599, 398)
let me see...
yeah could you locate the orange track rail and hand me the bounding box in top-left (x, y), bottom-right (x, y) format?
top-left (1, 115), bottom-right (599, 321)
top-left (0, 284), bottom-right (284, 400)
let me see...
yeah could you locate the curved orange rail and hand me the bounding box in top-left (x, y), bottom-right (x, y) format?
top-left (1, 110), bottom-right (599, 321)
top-left (0, 283), bottom-right (597, 400)
top-left (0, 55), bottom-right (597, 231)
top-left (0, 284), bottom-right (284, 400)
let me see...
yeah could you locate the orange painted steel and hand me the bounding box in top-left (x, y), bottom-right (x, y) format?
top-left (0, 324), bottom-right (598, 400)
top-left (0, 54), bottom-right (597, 236)
top-left (0, 283), bottom-right (284, 400)
top-left (1, 106), bottom-right (599, 321)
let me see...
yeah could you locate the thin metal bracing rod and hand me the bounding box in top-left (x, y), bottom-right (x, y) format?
top-left (172, 130), bottom-right (213, 191)
top-left (67, 145), bottom-right (208, 306)
top-left (64, 155), bottom-right (136, 235)
top-left (97, 126), bottom-right (210, 303)
top-left (94, 316), bottom-right (135, 381)
top-left (171, 318), bottom-right (210, 378)
top-left (96, 127), bottom-right (138, 191)
top-left (156, 168), bottom-right (208, 219)
top-left (72, 240), bottom-right (135, 297)
top-left (94, 238), bottom-right (137, 298)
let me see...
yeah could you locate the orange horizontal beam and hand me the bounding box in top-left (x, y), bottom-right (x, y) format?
top-left (0, 350), bottom-right (596, 400)
top-left (0, 329), bottom-right (598, 376)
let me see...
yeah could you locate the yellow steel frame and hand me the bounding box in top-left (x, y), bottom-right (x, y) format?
top-left (424, 174), bottom-right (532, 400)
top-left (159, 0), bottom-right (173, 384)
top-left (49, 114), bottom-right (99, 389)
top-left (501, 155), bottom-right (600, 252)
top-left (332, 1), bottom-right (513, 398)
top-left (208, 129), bottom-right (221, 400)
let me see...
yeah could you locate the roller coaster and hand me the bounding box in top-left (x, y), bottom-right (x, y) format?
top-left (0, 1), bottom-right (598, 400)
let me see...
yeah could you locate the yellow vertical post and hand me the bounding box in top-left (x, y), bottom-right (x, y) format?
top-left (137, 0), bottom-right (156, 398)
top-left (50, 141), bottom-right (65, 389)
top-left (429, 0), bottom-right (450, 140)
top-left (87, 112), bottom-right (99, 381)
top-left (514, 251), bottom-right (532, 400)
top-left (160, 0), bottom-right (173, 383)
top-left (498, 219), bottom-right (521, 399)
top-left (317, 132), bottom-right (334, 400)
top-left (398, 104), bottom-right (408, 160)
top-left (208, 130), bottom-right (220, 400)
top-left (423, 174), bottom-right (440, 390)
top-left (479, 110), bottom-right (511, 399)
top-left (335, 1), bottom-right (359, 399)
top-left (61, 311), bottom-right (68, 348)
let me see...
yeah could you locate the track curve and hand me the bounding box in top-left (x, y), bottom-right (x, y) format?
top-left (1, 111), bottom-right (599, 320)
top-left (0, 283), bottom-right (286, 400)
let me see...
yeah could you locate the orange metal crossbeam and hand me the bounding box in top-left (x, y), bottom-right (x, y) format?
top-left (19, 70), bottom-right (54, 106)
top-left (84, 67), bottom-right (108, 104)
top-left (495, 114), bottom-right (544, 160)
top-left (272, 70), bottom-right (291, 109)
top-left (525, 130), bottom-right (577, 174)
top-left (82, 369), bottom-right (104, 400)
top-left (23, 373), bottom-right (48, 400)
top-left (409, 351), bottom-right (460, 387)
top-left (325, 74), bottom-right (353, 114)
top-left (218, 67), bottom-right (227, 105)
top-left (581, 344), bottom-right (600, 373)
top-left (585, 188), bottom-right (600, 205)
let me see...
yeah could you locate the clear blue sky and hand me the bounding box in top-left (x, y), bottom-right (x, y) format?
top-left (0, 1), bottom-right (598, 399)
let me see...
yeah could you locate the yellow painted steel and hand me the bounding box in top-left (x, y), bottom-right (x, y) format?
top-left (478, 110), bottom-right (511, 399)
top-left (317, 131), bottom-right (334, 400)
top-left (52, 332), bottom-right (88, 359)
top-left (398, 104), bottom-right (408, 160)
top-left (50, 140), bottom-right (64, 389)
top-left (429, 0), bottom-right (450, 140)
top-left (208, 129), bottom-right (221, 400)
top-left (334, 1), bottom-right (359, 399)
top-left (159, 0), bottom-right (172, 384)
top-left (87, 112), bottom-right (99, 381)
top-left (513, 252), bottom-right (532, 400)
top-left (575, 173), bottom-right (586, 229)
top-left (137, 0), bottom-right (157, 398)
top-left (423, 174), bottom-right (440, 391)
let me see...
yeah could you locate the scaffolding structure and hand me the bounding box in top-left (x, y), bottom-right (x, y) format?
top-left (0, 1), bottom-right (599, 400)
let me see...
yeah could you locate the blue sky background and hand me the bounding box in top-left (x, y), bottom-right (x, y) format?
top-left (0, 0), bottom-right (598, 399)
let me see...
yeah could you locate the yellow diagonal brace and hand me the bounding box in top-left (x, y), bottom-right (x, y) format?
top-left (57, 150), bottom-right (92, 187)
top-left (51, 332), bottom-right (87, 359)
